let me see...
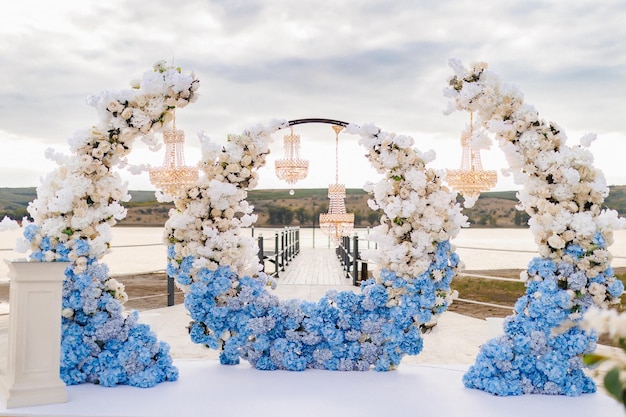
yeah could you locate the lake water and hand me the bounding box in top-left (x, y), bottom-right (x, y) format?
top-left (1, 227), bottom-right (625, 278)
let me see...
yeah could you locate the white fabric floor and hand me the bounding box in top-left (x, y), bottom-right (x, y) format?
top-left (1, 361), bottom-right (623, 417)
top-left (0, 305), bottom-right (624, 417)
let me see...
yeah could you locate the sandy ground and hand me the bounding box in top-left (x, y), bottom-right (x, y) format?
top-left (102, 271), bottom-right (511, 320)
top-left (1, 268), bottom-right (622, 323)
top-left (0, 269), bottom-right (549, 320)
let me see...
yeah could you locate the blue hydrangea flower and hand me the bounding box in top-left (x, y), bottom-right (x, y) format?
top-left (464, 260), bottom-right (598, 397)
top-left (59, 252), bottom-right (177, 388)
top-left (607, 279), bottom-right (624, 298)
top-left (23, 224), bottom-right (40, 241)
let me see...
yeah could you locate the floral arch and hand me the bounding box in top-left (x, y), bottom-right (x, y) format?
top-left (19, 61), bottom-right (624, 394)
top-left (166, 117), bottom-right (466, 370)
top-left (21, 62), bottom-right (199, 387)
top-left (444, 60), bottom-right (625, 396)
top-left (21, 62), bottom-right (465, 385)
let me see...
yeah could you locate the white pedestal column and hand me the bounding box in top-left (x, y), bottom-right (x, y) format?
top-left (0, 260), bottom-right (68, 408)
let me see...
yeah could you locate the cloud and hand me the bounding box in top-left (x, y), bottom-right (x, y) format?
top-left (1, 0), bottom-right (625, 192)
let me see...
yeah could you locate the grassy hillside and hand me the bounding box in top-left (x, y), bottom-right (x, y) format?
top-left (2, 186), bottom-right (626, 228)
top-left (0, 187), bottom-right (39, 220)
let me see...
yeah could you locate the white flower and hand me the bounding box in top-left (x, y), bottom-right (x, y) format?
top-left (448, 57), bottom-right (467, 77)
top-left (0, 216), bottom-right (18, 231)
top-left (570, 212), bottom-right (597, 238)
top-left (107, 100), bottom-right (124, 113)
top-left (48, 188), bottom-right (75, 214)
top-left (547, 234), bottom-right (565, 249)
top-left (62, 308), bottom-right (75, 318)
top-left (462, 195), bottom-right (478, 208)
top-left (579, 133), bottom-right (597, 147)
top-left (583, 308), bottom-right (626, 339)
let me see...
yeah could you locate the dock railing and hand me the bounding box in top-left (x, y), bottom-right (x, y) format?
top-left (256, 226), bottom-right (300, 279)
top-left (22, 226), bottom-right (615, 314)
top-left (336, 234), bottom-right (370, 286)
top-left (333, 234), bottom-right (523, 314)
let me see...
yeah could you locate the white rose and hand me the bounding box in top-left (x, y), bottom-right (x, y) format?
top-left (547, 234), bottom-right (565, 249)
top-left (91, 147), bottom-right (105, 159)
top-left (188, 187), bottom-right (200, 199)
top-left (226, 163), bottom-right (240, 173)
top-left (240, 167), bottom-right (251, 179)
top-left (105, 278), bottom-right (120, 292)
top-left (62, 308), bottom-right (75, 318)
top-left (107, 100), bottom-right (124, 113)
top-left (562, 230), bottom-right (576, 242)
top-left (121, 107), bottom-right (133, 120)
top-left (134, 94), bottom-right (148, 106)
top-left (223, 208), bottom-right (235, 219)
top-left (588, 282), bottom-right (606, 296)
top-left (592, 294), bottom-right (606, 306)
top-left (96, 165), bottom-right (108, 176)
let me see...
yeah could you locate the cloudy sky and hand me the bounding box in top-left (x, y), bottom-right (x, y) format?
top-left (1, 0), bottom-right (625, 194)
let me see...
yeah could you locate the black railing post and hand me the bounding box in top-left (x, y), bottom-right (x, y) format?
top-left (167, 275), bottom-right (175, 306)
top-left (281, 231), bottom-right (286, 271)
top-left (361, 261), bottom-right (368, 284)
top-left (258, 235), bottom-right (264, 272)
top-left (287, 227), bottom-right (293, 261)
top-left (274, 232), bottom-right (280, 278)
top-left (337, 237), bottom-right (342, 259)
top-left (296, 227), bottom-right (300, 254)
top-left (284, 228), bottom-right (288, 263)
top-left (352, 234), bottom-right (359, 285)
top-left (345, 236), bottom-right (351, 278)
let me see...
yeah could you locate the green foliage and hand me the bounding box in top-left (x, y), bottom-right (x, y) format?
top-left (479, 190), bottom-right (519, 201)
top-left (582, 353), bottom-right (605, 367)
top-left (451, 275), bottom-right (526, 304)
top-left (266, 204), bottom-right (294, 225)
top-left (2, 185), bottom-right (626, 227)
top-left (603, 367), bottom-right (626, 407)
top-left (248, 188), bottom-right (368, 200)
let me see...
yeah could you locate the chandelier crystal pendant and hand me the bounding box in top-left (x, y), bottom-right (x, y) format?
top-left (149, 113), bottom-right (199, 196)
top-left (319, 125), bottom-right (354, 242)
top-left (275, 127), bottom-right (309, 194)
top-left (446, 113), bottom-right (497, 199)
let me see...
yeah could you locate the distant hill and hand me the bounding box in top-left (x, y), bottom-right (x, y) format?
top-left (2, 186), bottom-right (626, 228)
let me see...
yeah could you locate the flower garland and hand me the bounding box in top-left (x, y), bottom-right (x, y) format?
top-left (21, 61), bottom-right (199, 387)
top-left (444, 59), bottom-right (626, 396)
top-left (165, 122), bottom-right (467, 371)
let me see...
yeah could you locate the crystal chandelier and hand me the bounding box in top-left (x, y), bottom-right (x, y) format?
top-left (149, 113), bottom-right (199, 195)
top-left (319, 125), bottom-right (354, 242)
top-left (275, 127), bottom-right (309, 194)
top-left (446, 113), bottom-right (497, 199)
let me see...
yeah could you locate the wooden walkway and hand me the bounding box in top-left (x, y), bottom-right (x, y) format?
top-left (272, 248), bottom-right (357, 300)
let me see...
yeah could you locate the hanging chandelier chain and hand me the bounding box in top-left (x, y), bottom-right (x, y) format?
top-left (332, 125), bottom-right (343, 184)
top-left (320, 125), bottom-right (353, 242)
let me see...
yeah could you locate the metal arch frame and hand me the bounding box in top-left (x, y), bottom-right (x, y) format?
top-left (286, 118), bottom-right (350, 128)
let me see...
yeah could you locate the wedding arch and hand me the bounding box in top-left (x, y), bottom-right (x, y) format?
top-left (444, 59), bottom-right (625, 396)
top-left (165, 116), bottom-right (466, 371)
top-left (22, 61), bottom-right (465, 384)
top-left (22, 62), bottom-right (199, 387)
top-left (20, 61), bottom-right (624, 395)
